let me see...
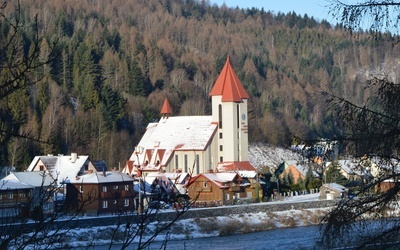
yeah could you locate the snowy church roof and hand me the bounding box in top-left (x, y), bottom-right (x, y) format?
top-left (130, 116), bottom-right (217, 165)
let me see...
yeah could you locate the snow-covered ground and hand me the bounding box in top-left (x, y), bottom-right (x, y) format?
top-left (16, 194), bottom-right (331, 249)
top-left (248, 143), bottom-right (303, 168)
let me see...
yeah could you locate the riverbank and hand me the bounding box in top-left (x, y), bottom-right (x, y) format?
top-left (63, 194), bottom-right (335, 248)
top-left (9, 194), bottom-right (337, 249)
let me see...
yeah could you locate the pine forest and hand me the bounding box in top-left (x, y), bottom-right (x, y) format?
top-left (1, 0), bottom-right (399, 170)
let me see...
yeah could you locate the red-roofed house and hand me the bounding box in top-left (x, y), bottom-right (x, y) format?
top-left (122, 56), bottom-right (256, 178)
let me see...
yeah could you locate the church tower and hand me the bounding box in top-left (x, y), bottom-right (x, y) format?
top-left (210, 56), bottom-right (254, 171)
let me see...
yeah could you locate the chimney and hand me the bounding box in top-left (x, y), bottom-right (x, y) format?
top-left (71, 153), bottom-right (78, 163)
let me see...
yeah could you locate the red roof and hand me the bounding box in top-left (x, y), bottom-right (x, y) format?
top-left (209, 56), bottom-right (249, 102)
top-left (215, 161), bottom-right (256, 172)
top-left (160, 98), bottom-right (173, 115)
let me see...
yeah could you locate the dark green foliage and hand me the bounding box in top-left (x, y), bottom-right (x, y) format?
top-left (100, 85), bottom-right (125, 129)
top-left (1, 0), bottom-right (399, 170)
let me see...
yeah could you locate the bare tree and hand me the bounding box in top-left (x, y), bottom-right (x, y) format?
top-left (325, 0), bottom-right (400, 36)
top-left (320, 1), bottom-right (400, 248)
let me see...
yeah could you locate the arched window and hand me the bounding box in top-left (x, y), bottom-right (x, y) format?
top-left (218, 104), bottom-right (222, 129)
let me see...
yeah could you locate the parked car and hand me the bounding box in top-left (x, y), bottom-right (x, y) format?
top-left (148, 200), bottom-right (170, 210)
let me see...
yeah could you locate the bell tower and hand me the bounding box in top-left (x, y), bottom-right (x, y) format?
top-left (209, 56), bottom-right (250, 167)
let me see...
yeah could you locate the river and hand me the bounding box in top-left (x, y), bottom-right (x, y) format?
top-left (97, 225), bottom-right (322, 250)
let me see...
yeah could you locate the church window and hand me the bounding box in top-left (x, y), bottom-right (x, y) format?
top-left (218, 104), bottom-right (222, 129)
top-left (196, 154), bottom-right (200, 174)
top-left (175, 155), bottom-right (179, 169)
top-left (219, 145), bottom-right (223, 151)
top-left (184, 155), bottom-right (188, 172)
top-left (237, 104), bottom-right (240, 129)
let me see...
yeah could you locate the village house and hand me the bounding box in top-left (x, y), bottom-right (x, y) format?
top-left (122, 56), bottom-right (256, 179)
top-left (319, 183), bottom-right (346, 200)
top-left (276, 160), bottom-right (319, 184)
top-left (0, 171), bottom-right (53, 218)
top-left (27, 153), bottom-right (96, 187)
top-left (65, 171), bottom-right (136, 216)
top-left (325, 159), bottom-right (365, 182)
top-left (187, 172), bottom-right (244, 207)
top-left (237, 170), bottom-right (263, 201)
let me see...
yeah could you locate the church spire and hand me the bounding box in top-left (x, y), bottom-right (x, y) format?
top-left (209, 55), bottom-right (249, 102)
top-left (160, 98), bottom-right (172, 117)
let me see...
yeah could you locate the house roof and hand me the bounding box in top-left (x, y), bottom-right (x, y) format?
top-left (92, 160), bottom-right (108, 172)
top-left (129, 116), bottom-right (217, 166)
top-left (191, 172), bottom-right (240, 189)
top-left (238, 170), bottom-right (257, 178)
top-left (3, 171), bottom-right (53, 187)
top-left (0, 179), bottom-right (33, 190)
top-left (27, 154), bottom-right (90, 185)
top-left (65, 171), bottom-right (136, 184)
top-left (209, 56), bottom-right (249, 102)
top-left (216, 161), bottom-right (256, 172)
top-left (323, 183), bottom-right (346, 193)
top-left (160, 98), bottom-right (173, 115)
top-left (333, 160), bottom-right (365, 176)
top-left (146, 172), bottom-right (190, 185)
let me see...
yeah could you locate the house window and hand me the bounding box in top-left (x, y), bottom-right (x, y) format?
top-left (8, 192), bottom-right (13, 199)
top-left (0, 193), bottom-right (2, 200)
top-left (219, 145), bottom-right (223, 151)
top-left (175, 155), bottom-right (179, 169)
top-left (219, 133), bottom-right (223, 139)
top-left (43, 203), bottom-right (51, 211)
top-left (19, 192), bottom-right (25, 198)
top-left (225, 194), bottom-right (230, 200)
top-left (218, 104), bottom-right (223, 129)
top-left (124, 199), bottom-right (129, 207)
top-left (114, 185), bottom-right (119, 190)
top-left (79, 186), bottom-right (83, 193)
top-left (220, 156), bottom-right (223, 162)
top-left (196, 154), bottom-right (200, 174)
top-left (102, 200), bottom-right (108, 208)
top-left (125, 185), bottom-right (129, 191)
top-left (102, 186), bottom-right (107, 192)
top-left (184, 155), bottom-right (188, 172)
top-left (203, 181), bottom-right (208, 188)
top-left (39, 165), bottom-right (44, 171)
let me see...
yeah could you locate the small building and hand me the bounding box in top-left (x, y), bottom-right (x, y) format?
top-left (65, 171), bottom-right (136, 216)
top-left (187, 172), bottom-right (244, 207)
top-left (319, 183), bottom-right (346, 200)
top-left (238, 170), bottom-right (262, 202)
top-left (325, 160), bottom-right (365, 181)
top-left (0, 171), bottom-right (53, 218)
top-left (27, 153), bottom-right (94, 187)
top-left (276, 161), bottom-right (319, 184)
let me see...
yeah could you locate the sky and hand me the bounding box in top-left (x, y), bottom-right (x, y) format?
top-left (211, 0), bottom-right (336, 24)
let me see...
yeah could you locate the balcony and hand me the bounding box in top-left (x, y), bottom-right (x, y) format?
top-left (195, 187), bottom-right (212, 192)
top-left (230, 186), bottom-right (241, 192)
top-left (100, 192), bottom-right (113, 198)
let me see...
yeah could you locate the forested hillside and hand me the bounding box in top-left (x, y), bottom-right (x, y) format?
top-left (1, 0), bottom-right (399, 170)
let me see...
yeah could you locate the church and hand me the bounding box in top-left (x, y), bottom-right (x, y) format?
top-left (122, 56), bottom-right (256, 177)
